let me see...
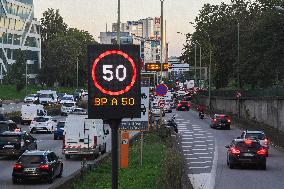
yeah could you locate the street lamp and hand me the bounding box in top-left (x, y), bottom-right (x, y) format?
top-left (160, 0), bottom-right (165, 84)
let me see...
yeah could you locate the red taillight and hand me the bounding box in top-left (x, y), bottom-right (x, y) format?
top-left (177, 103), bottom-right (181, 107)
top-left (39, 164), bottom-right (49, 170)
top-left (13, 164), bottom-right (23, 170)
top-left (227, 119), bottom-right (231, 123)
top-left (257, 148), bottom-right (266, 155)
top-left (213, 118), bottom-right (217, 122)
top-left (230, 147), bottom-right (240, 154)
top-left (93, 136), bottom-right (97, 147)
top-left (187, 104), bottom-right (191, 107)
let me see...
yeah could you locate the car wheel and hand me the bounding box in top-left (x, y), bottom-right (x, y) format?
top-left (57, 164), bottom-right (63, 178)
top-left (65, 154), bottom-right (71, 159)
top-left (260, 162), bottom-right (266, 170)
top-left (31, 128), bottom-right (36, 134)
top-left (48, 175), bottom-right (54, 184)
top-left (12, 177), bottom-right (19, 184)
top-left (35, 144), bottom-right (38, 150)
top-left (229, 161), bottom-right (235, 169)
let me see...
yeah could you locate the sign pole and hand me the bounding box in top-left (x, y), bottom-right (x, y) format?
top-left (109, 119), bottom-right (121, 189)
top-left (140, 132), bottom-right (144, 166)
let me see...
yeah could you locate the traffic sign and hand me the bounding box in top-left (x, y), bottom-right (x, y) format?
top-left (88, 44), bottom-right (141, 119)
top-left (156, 84), bottom-right (168, 96)
top-left (158, 100), bottom-right (165, 108)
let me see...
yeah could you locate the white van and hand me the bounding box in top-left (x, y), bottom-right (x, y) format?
top-left (21, 104), bottom-right (47, 125)
top-left (61, 101), bottom-right (76, 116)
top-left (62, 114), bottom-right (109, 159)
top-left (37, 90), bottom-right (58, 105)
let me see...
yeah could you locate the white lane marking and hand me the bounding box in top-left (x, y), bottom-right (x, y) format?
top-left (192, 149), bottom-right (208, 151)
top-left (183, 138), bottom-right (194, 140)
top-left (177, 118), bottom-right (184, 121)
top-left (194, 152), bottom-right (210, 155)
top-left (183, 149), bottom-right (192, 151)
top-left (183, 135), bottom-right (193, 137)
top-left (182, 140), bottom-right (194, 143)
top-left (188, 166), bottom-right (211, 169)
top-left (208, 136), bottom-right (214, 138)
top-left (208, 144), bottom-right (213, 146)
top-left (184, 153), bottom-right (194, 156)
top-left (208, 148), bottom-right (214, 150)
top-left (199, 157), bottom-right (213, 159)
top-left (184, 132), bottom-right (194, 134)
top-left (193, 129), bottom-right (202, 131)
top-left (178, 126), bottom-right (187, 128)
top-left (192, 124), bottom-right (199, 126)
top-left (190, 161), bottom-right (212, 164)
top-left (198, 131), bottom-right (207, 133)
top-left (194, 133), bottom-right (204, 136)
top-left (186, 157), bottom-right (198, 160)
top-left (195, 145), bottom-right (207, 147)
top-left (195, 137), bottom-right (207, 139)
top-left (206, 140), bottom-right (214, 142)
top-left (193, 141), bottom-right (206, 143)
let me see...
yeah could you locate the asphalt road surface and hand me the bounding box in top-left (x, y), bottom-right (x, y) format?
top-left (169, 109), bottom-right (284, 189)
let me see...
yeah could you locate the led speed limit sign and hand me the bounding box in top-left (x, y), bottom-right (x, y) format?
top-left (88, 45), bottom-right (141, 119)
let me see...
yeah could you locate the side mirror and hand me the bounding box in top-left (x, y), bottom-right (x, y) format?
top-left (225, 145), bottom-right (230, 148)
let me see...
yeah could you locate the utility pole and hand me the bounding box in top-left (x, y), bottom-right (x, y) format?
top-left (76, 57), bottom-right (79, 88)
top-left (209, 48), bottom-right (212, 113)
top-left (194, 43), bottom-right (197, 84)
top-left (25, 60), bottom-right (28, 95)
top-left (117, 0), bottom-right (121, 45)
top-left (160, 0), bottom-right (164, 83)
top-left (199, 45), bottom-right (202, 88)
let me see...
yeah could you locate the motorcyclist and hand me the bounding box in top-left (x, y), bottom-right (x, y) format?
top-left (197, 104), bottom-right (205, 117)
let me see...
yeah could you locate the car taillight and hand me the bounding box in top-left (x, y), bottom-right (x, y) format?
top-left (230, 147), bottom-right (240, 154)
top-left (13, 164), bottom-right (23, 170)
top-left (177, 103), bottom-right (181, 107)
top-left (213, 118), bottom-right (217, 122)
top-left (257, 148), bottom-right (267, 155)
top-left (264, 138), bottom-right (269, 145)
top-left (39, 164), bottom-right (49, 170)
top-left (227, 119), bottom-right (231, 123)
top-left (187, 104), bottom-right (191, 107)
top-left (93, 136), bottom-right (97, 147)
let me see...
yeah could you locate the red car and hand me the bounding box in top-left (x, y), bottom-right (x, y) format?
top-left (210, 114), bottom-right (231, 129)
top-left (176, 101), bottom-right (190, 111)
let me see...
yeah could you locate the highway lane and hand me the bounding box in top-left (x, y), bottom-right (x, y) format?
top-left (171, 109), bottom-right (284, 189)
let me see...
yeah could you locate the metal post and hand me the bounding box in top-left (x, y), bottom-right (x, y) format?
top-left (140, 132), bottom-right (144, 166)
top-left (199, 45), bottom-right (202, 88)
top-left (76, 58), bottom-right (79, 88)
top-left (160, 0), bottom-right (164, 83)
top-left (117, 0), bottom-right (121, 45)
top-left (209, 49), bottom-right (212, 113)
top-left (109, 119), bottom-right (121, 189)
top-left (25, 60), bottom-right (27, 95)
top-left (194, 44), bottom-right (197, 84)
top-left (237, 22), bottom-right (240, 88)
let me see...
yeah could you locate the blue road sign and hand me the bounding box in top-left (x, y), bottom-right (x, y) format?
top-left (156, 84), bottom-right (168, 96)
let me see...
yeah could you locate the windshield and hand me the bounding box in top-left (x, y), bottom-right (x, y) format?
top-left (245, 133), bottom-right (265, 140)
top-left (34, 117), bottom-right (49, 122)
top-left (40, 94), bottom-right (53, 98)
top-left (62, 96), bottom-right (73, 100)
top-left (235, 141), bottom-right (261, 150)
top-left (63, 103), bottom-right (75, 107)
top-left (27, 94), bottom-right (36, 97)
top-left (57, 122), bottom-right (65, 128)
top-left (0, 135), bottom-right (21, 143)
top-left (19, 155), bottom-right (46, 164)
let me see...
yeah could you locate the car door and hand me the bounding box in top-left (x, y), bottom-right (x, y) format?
top-left (47, 153), bottom-right (56, 177)
top-left (50, 152), bottom-right (60, 175)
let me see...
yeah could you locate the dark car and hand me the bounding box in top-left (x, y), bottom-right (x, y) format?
top-left (226, 139), bottom-right (267, 170)
top-left (0, 120), bottom-right (18, 133)
top-left (176, 101), bottom-right (190, 111)
top-left (0, 131), bottom-right (37, 157)
top-left (210, 114), bottom-right (231, 130)
top-left (54, 121), bottom-right (65, 140)
top-left (0, 114), bottom-right (5, 121)
top-left (12, 150), bottom-right (63, 184)
top-left (0, 98), bottom-right (2, 107)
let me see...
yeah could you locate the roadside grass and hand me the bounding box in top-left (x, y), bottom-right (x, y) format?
top-left (72, 132), bottom-right (165, 189)
top-left (0, 85), bottom-right (80, 100)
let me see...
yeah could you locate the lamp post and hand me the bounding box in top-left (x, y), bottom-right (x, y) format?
top-left (117, 0), bottom-right (121, 45)
top-left (76, 57), bottom-right (78, 88)
top-left (160, 0), bottom-right (165, 84)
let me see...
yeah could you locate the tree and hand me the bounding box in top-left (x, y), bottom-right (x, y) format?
top-left (5, 50), bottom-right (27, 91)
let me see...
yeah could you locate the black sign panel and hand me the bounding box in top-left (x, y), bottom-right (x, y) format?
top-left (88, 45), bottom-right (141, 119)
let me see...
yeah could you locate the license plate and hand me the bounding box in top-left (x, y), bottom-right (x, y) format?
top-left (37, 127), bottom-right (44, 130)
top-left (4, 145), bottom-right (14, 148)
top-left (24, 168), bottom-right (36, 172)
top-left (243, 153), bottom-right (254, 157)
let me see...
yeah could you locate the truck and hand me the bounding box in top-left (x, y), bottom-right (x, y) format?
top-left (21, 104), bottom-right (47, 125)
top-left (37, 90), bottom-right (58, 105)
top-left (62, 114), bottom-right (109, 159)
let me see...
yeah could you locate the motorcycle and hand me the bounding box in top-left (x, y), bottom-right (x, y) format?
top-left (199, 111), bottom-right (204, 119)
top-left (167, 115), bottom-right (178, 133)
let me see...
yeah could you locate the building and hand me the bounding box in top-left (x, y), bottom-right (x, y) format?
top-left (99, 32), bottom-right (133, 45)
top-left (0, 0), bottom-right (41, 82)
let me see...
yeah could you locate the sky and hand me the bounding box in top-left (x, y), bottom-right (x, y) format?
top-left (33, 0), bottom-right (231, 57)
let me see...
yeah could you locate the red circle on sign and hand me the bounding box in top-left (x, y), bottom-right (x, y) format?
top-left (91, 50), bottom-right (137, 96)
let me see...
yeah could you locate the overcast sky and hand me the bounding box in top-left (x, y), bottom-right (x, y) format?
top-left (34, 0), bottom-right (231, 57)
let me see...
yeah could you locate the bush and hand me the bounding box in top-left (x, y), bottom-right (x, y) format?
top-left (77, 100), bottom-right (87, 109)
top-left (4, 111), bottom-right (21, 123)
top-left (45, 104), bottom-right (61, 116)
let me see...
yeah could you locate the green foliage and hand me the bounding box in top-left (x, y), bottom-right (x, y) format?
top-left (181, 0), bottom-right (284, 89)
top-left (4, 111), bottom-right (21, 124)
top-left (5, 50), bottom-right (27, 92)
top-left (45, 104), bottom-right (61, 116)
top-left (39, 9), bottom-right (97, 87)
